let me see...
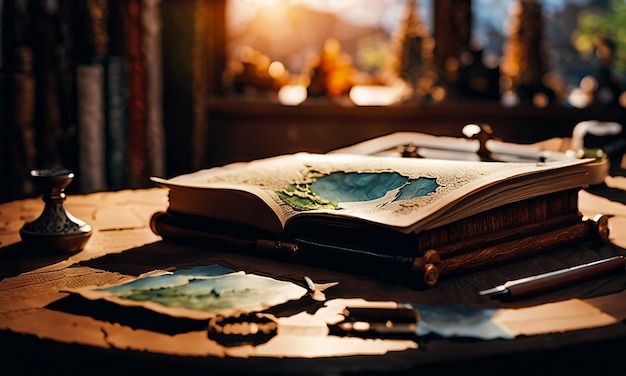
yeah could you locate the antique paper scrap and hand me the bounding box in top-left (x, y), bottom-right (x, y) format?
top-left (491, 299), bottom-right (618, 336)
top-left (410, 299), bottom-right (617, 340)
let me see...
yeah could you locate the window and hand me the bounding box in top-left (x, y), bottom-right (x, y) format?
top-left (224, 0), bottom-right (625, 107)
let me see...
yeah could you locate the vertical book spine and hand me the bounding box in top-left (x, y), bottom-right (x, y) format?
top-left (77, 64), bottom-right (107, 192)
top-left (142, 0), bottom-right (165, 178)
top-left (125, 0), bottom-right (149, 188)
top-left (105, 55), bottom-right (128, 190)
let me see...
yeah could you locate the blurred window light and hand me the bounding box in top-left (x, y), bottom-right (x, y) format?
top-left (278, 84), bottom-right (308, 105)
top-left (349, 85), bottom-right (403, 106)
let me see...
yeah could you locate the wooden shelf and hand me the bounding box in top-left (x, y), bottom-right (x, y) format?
top-left (199, 98), bottom-right (622, 168)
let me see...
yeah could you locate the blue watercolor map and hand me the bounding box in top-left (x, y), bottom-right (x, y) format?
top-left (276, 171), bottom-right (440, 211)
top-left (87, 265), bottom-right (307, 318)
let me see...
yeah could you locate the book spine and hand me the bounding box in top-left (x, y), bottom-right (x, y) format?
top-left (105, 0), bottom-right (128, 190)
top-left (439, 219), bottom-right (597, 276)
top-left (414, 189), bottom-right (581, 252)
top-left (54, 0), bottom-right (81, 193)
top-left (0, 2), bottom-right (38, 201)
top-left (191, 0), bottom-right (209, 168)
top-left (74, 0), bottom-right (110, 193)
top-left (124, 0), bottom-right (149, 188)
top-left (161, 0), bottom-right (216, 176)
top-left (142, 0), bottom-right (165, 178)
top-left (1, 47), bottom-right (38, 200)
top-left (76, 63), bottom-right (107, 193)
top-left (161, 0), bottom-right (193, 176)
top-left (104, 55), bottom-right (128, 190)
top-left (31, 3), bottom-right (65, 172)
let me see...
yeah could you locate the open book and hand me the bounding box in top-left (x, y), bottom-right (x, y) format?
top-left (152, 153), bottom-right (600, 235)
top-left (151, 151), bottom-right (605, 287)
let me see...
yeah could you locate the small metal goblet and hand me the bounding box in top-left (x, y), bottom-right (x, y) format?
top-left (19, 169), bottom-right (92, 253)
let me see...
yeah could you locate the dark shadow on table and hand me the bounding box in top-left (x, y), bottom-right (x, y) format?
top-left (0, 241), bottom-right (78, 280)
top-left (46, 292), bottom-right (208, 335)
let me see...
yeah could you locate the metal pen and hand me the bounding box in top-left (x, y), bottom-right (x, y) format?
top-left (479, 256), bottom-right (626, 300)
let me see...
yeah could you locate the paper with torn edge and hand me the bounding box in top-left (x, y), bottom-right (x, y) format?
top-left (492, 299), bottom-right (618, 336)
top-left (67, 265), bottom-right (308, 320)
top-left (405, 298), bottom-right (618, 340)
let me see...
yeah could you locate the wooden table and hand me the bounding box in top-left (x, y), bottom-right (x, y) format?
top-left (2, 180), bottom-right (626, 375)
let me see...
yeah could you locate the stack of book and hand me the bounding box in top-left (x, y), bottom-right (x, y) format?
top-left (150, 133), bottom-right (609, 287)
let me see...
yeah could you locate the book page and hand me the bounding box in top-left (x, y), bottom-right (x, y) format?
top-left (155, 153), bottom-right (596, 234)
top-left (329, 131), bottom-right (571, 163)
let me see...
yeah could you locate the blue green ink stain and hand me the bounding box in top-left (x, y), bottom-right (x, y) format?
top-left (276, 171), bottom-right (440, 211)
top-left (95, 265), bottom-right (301, 312)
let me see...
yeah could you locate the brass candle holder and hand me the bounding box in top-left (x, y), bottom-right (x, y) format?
top-left (19, 169), bottom-right (92, 253)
